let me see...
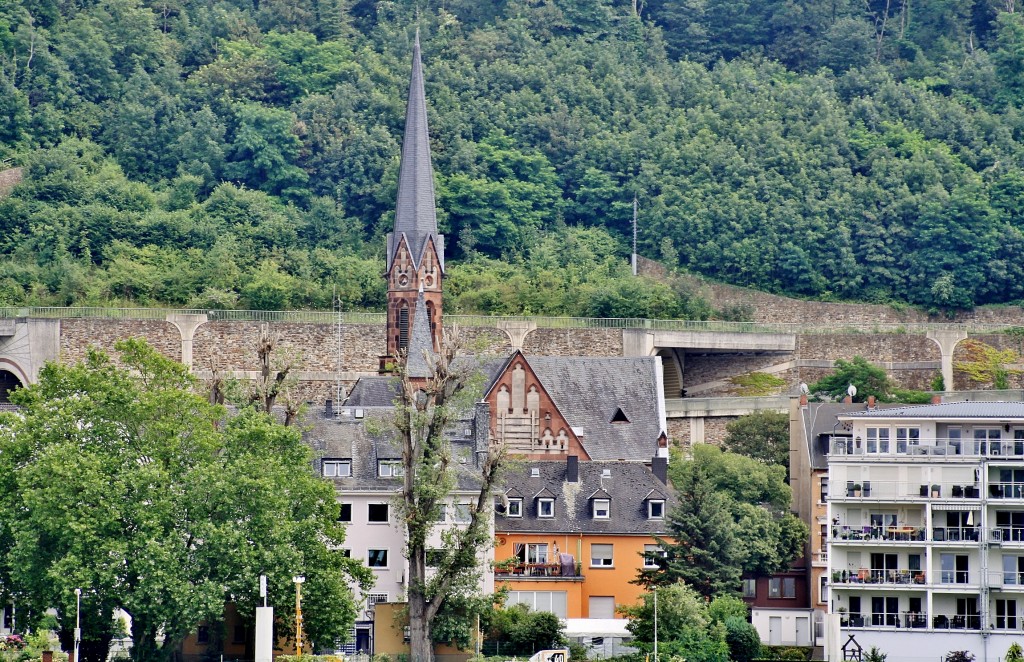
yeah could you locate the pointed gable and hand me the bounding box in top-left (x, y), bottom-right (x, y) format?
top-left (484, 351), bottom-right (588, 460)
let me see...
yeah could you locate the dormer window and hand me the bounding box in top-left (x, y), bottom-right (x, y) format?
top-left (538, 498), bottom-right (555, 518)
top-left (378, 459), bottom-right (404, 478)
top-left (322, 459), bottom-right (351, 477)
top-left (507, 498), bottom-right (523, 517)
top-left (593, 498), bottom-right (611, 519)
top-left (610, 408), bottom-right (629, 423)
top-left (648, 499), bottom-right (666, 519)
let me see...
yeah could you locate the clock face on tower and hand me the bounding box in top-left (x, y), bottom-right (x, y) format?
top-left (424, 275), bottom-right (433, 288)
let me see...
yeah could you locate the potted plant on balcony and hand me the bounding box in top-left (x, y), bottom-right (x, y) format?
top-left (837, 607), bottom-right (849, 626)
top-left (932, 484), bottom-right (941, 498)
top-left (1006, 643), bottom-right (1024, 662)
top-left (853, 483), bottom-right (862, 497)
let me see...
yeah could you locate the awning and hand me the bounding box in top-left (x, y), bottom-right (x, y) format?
top-left (562, 619), bottom-right (631, 638)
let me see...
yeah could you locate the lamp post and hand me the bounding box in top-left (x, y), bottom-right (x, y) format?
top-left (293, 576), bottom-right (305, 657)
top-left (74, 588), bottom-right (81, 662)
top-left (652, 588), bottom-right (658, 662)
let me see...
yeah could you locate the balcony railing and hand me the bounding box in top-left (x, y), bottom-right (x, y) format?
top-left (932, 526), bottom-right (981, 543)
top-left (830, 436), bottom-right (1024, 459)
top-left (831, 525), bottom-right (926, 542)
top-left (989, 482), bottom-right (1024, 499)
top-left (840, 612), bottom-right (980, 630)
top-left (829, 480), bottom-right (979, 500)
top-left (831, 568), bottom-right (927, 585)
top-left (991, 527), bottom-right (1024, 543)
top-left (937, 570), bottom-right (973, 584)
top-left (494, 562), bottom-right (584, 580)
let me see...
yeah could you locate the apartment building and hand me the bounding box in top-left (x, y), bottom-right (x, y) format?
top-left (826, 401), bottom-right (1024, 661)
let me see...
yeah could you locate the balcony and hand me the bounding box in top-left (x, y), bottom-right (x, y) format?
top-left (988, 482), bottom-right (1024, 500)
top-left (931, 526), bottom-right (981, 543)
top-left (831, 525), bottom-right (926, 542)
top-left (831, 568), bottom-right (927, 586)
top-left (991, 527), bottom-right (1024, 544)
top-left (830, 436), bottom-right (1024, 459)
top-left (494, 562), bottom-right (584, 581)
top-left (839, 612), bottom-right (978, 630)
top-left (829, 480), bottom-right (979, 501)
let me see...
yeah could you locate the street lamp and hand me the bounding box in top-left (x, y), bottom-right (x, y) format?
top-left (293, 576), bottom-right (305, 657)
top-left (652, 588), bottom-right (658, 662)
top-left (74, 588), bottom-right (81, 662)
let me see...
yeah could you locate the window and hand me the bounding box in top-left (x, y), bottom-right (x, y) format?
top-left (896, 427), bottom-right (920, 453)
top-left (232, 625), bottom-right (246, 644)
top-left (368, 549), bottom-right (388, 568)
top-left (538, 498), bottom-right (554, 518)
top-left (507, 498), bottom-right (523, 517)
top-left (975, 428), bottom-right (1001, 455)
top-left (368, 503), bottom-right (389, 523)
top-left (742, 579), bottom-right (757, 598)
top-left (1004, 555), bottom-right (1024, 585)
top-left (589, 596), bottom-right (615, 619)
top-left (997, 599), bottom-right (1018, 629)
top-left (593, 498), bottom-right (610, 519)
top-left (871, 596), bottom-right (899, 627)
top-left (341, 549), bottom-right (351, 558)
top-left (322, 459), bottom-right (351, 477)
top-left (338, 503), bottom-right (352, 522)
top-left (819, 576), bottom-right (828, 604)
top-left (366, 593), bottom-right (388, 609)
top-left (819, 477), bottom-right (829, 503)
top-left (591, 543), bottom-right (613, 567)
top-left (378, 459), bottom-right (404, 477)
top-left (426, 549), bottom-right (445, 567)
top-left (941, 553), bottom-right (969, 584)
top-left (526, 543), bottom-right (548, 564)
top-left (643, 544), bottom-right (665, 568)
top-left (648, 499), bottom-right (665, 519)
top-left (435, 504), bottom-right (447, 522)
top-left (769, 578), bottom-right (796, 599)
top-left (866, 427), bottom-right (890, 454)
top-left (506, 591), bottom-right (568, 618)
top-left (197, 626), bottom-right (209, 644)
top-left (454, 503), bottom-right (471, 523)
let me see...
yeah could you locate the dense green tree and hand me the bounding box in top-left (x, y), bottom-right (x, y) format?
top-left (722, 410), bottom-right (791, 472)
top-left (621, 583), bottom-right (730, 662)
top-left (810, 355), bottom-right (894, 402)
top-left (0, 339), bottom-right (368, 662)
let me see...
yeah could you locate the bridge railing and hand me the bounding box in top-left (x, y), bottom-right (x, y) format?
top-left (0, 307), bottom-right (1022, 335)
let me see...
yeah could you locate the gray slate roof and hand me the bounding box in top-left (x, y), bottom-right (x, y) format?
top-left (345, 377), bottom-right (401, 408)
top-left (495, 460), bottom-right (674, 535)
top-left (517, 356), bottom-right (665, 461)
top-left (303, 408), bottom-right (482, 492)
top-left (387, 31), bottom-right (443, 273)
top-left (843, 401), bottom-right (1024, 420)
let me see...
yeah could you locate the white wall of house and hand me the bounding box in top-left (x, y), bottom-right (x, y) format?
top-left (751, 608), bottom-right (814, 646)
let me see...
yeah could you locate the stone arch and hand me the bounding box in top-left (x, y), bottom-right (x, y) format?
top-left (657, 348), bottom-right (684, 399)
top-left (0, 365), bottom-right (25, 403)
top-left (926, 330), bottom-right (968, 393)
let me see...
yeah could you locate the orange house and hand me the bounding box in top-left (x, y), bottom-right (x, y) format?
top-left (492, 457), bottom-right (673, 620)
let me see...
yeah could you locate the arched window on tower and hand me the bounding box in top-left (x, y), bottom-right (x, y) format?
top-left (0, 370), bottom-right (23, 404)
top-left (426, 301), bottom-right (436, 346)
top-left (398, 303), bottom-right (410, 352)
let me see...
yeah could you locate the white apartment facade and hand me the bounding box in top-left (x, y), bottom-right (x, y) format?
top-left (827, 402), bottom-right (1024, 661)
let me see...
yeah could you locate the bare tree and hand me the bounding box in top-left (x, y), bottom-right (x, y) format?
top-left (393, 329), bottom-right (506, 662)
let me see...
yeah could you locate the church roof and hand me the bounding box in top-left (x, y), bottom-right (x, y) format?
top-left (387, 31), bottom-right (443, 273)
top-left (484, 354), bottom-right (667, 462)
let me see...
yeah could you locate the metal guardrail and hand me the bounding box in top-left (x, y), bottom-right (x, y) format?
top-left (2, 306), bottom-right (1024, 335)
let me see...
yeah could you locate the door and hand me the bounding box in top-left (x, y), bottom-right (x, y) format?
top-left (769, 616), bottom-right (782, 645)
top-left (795, 617), bottom-right (808, 645)
top-left (355, 626), bottom-right (370, 654)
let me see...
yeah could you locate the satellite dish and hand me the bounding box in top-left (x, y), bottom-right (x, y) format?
top-left (799, 382), bottom-right (809, 395)
top-left (847, 383), bottom-right (858, 398)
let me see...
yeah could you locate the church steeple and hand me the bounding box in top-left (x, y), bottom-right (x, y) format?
top-left (382, 30), bottom-right (444, 372)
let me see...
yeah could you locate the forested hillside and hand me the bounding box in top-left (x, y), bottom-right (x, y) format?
top-left (2, 0), bottom-right (1024, 314)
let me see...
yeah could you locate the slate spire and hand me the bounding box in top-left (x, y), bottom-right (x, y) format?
top-left (405, 284), bottom-right (435, 379)
top-left (388, 29), bottom-right (441, 271)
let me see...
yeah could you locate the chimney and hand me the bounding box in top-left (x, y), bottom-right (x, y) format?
top-left (566, 455), bottom-right (579, 483)
top-left (842, 395), bottom-right (853, 404)
top-left (866, 395), bottom-right (876, 410)
top-left (652, 456), bottom-right (668, 484)
top-left (799, 393), bottom-right (808, 407)
top-left (473, 402), bottom-right (491, 464)
top-left (931, 394), bottom-right (942, 404)
top-left (325, 399), bottom-right (334, 418)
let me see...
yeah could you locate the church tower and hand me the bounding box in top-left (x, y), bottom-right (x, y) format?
top-left (381, 31), bottom-right (444, 374)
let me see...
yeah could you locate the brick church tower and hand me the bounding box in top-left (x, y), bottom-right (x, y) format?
top-left (380, 32), bottom-right (444, 375)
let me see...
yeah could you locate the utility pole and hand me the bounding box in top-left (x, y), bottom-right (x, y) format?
top-left (653, 588), bottom-right (658, 662)
top-left (632, 194), bottom-right (639, 276)
top-left (73, 588), bottom-right (81, 662)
